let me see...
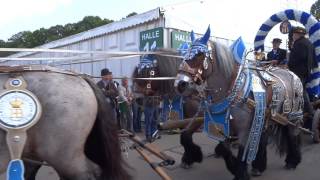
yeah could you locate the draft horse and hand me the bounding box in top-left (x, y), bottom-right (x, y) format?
top-left (175, 27), bottom-right (303, 180)
top-left (132, 49), bottom-right (203, 153)
top-left (0, 66), bottom-right (131, 180)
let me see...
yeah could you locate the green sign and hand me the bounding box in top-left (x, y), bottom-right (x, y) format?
top-left (140, 27), bottom-right (164, 51)
top-left (171, 31), bottom-right (192, 49)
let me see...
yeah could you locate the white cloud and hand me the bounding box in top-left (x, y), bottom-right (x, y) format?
top-left (0, 0), bottom-right (72, 27)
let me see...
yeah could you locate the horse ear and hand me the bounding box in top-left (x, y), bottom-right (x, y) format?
top-left (200, 25), bottom-right (211, 45)
top-left (191, 30), bottom-right (195, 43)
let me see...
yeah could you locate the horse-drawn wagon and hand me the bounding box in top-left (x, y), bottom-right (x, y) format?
top-left (253, 9), bottom-right (320, 143)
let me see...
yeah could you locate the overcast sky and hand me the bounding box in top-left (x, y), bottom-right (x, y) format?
top-left (0, 0), bottom-right (316, 48)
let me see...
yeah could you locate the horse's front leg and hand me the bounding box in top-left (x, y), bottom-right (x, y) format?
top-left (251, 131), bottom-right (268, 176)
top-left (180, 120), bottom-right (203, 169)
top-left (215, 142), bottom-right (250, 180)
top-left (214, 142), bottom-right (237, 175)
top-left (234, 146), bottom-right (250, 180)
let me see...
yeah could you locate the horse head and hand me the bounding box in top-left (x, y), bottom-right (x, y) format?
top-left (133, 55), bottom-right (160, 96)
top-left (175, 26), bottom-right (215, 95)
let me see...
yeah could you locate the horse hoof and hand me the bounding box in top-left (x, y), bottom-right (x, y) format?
top-left (180, 163), bottom-right (192, 169)
top-left (284, 163), bottom-right (296, 170)
top-left (251, 168), bottom-right (262, 177)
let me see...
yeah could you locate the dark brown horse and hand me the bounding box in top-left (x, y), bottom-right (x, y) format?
top-left (132, 49), bottom-right (204, 164)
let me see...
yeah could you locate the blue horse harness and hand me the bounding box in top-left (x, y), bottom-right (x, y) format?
top-left (203, 65), bottom-right (267, 163)
top-left (161, 96), bottom-right (184, 121)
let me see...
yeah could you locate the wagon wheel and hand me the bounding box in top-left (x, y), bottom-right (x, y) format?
top-left (312, 109), bottom-right (320, 143)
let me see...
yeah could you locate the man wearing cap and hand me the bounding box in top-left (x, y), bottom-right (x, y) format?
top-left (266, 38), bottom-right (287, 65)
top-left (288, 27), bottom-right (317, 131)
top-left (97, 68), bottom-right (119, 125)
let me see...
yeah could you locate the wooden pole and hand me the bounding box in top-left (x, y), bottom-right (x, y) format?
top-left (120, 129), bottom-right (175, 165)
top-left (158, 117), bottom-right (204, 130)
top-left (135, 147), bottom-right (172, 180)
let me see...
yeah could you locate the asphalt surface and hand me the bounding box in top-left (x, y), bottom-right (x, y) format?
top-left (1, 132), bottom-right (320, 180)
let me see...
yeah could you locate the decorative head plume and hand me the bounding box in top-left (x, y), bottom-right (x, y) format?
top-left (184, 25), bottom-right (211, 60)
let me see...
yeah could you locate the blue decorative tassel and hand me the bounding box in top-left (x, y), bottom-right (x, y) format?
top-left (7, 159), bottom-right (24, 180)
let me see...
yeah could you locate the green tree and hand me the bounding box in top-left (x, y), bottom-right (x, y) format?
top-left (0, 40), bottom-right (5, 47)
top-left (47, 25), bottom-right (64, 42)
top-left (7, 31), bottom-right (33, 48)
top-left (126, 12), bottom-right (137, 18)
top-left (0, 15), bottom-right (114, 57)
top-left (311, 0), bottom-right (320, 21)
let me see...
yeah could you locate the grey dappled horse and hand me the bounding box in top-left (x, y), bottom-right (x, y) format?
top-left (175, 28), bottom-right (303, 180)
top-left (0, 68), bottom-right (130, 180)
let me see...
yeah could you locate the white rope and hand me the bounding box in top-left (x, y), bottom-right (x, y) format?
top-left (0, 48), bottom-right (182, 57)
top-left (111, 77), bottom-right (177, 80)
top-left (0, 48), bottom-right (183, 61)
top-left (0, 48), bottom-right (161, 55)
top-left (0, 55), bottom-right (141, 62)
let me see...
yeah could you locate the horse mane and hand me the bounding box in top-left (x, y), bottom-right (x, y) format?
top-left (211, 41), bottom-right (235, 80)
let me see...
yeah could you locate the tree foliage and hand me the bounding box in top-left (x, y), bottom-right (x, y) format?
top-left (311, 0), bottom-right (320, 21)
top-left (126, 12), bottom-right (137, 18)
top-left (0, 16), bottom-right (114, 56)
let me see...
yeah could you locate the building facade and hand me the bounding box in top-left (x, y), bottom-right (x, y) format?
top-left (4, 7), bottom-right (262, 81)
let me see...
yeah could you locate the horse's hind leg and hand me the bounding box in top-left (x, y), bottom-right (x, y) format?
top-left (24, 161), bottom-right (41, 180)
top-left (251, 131), bottom-right (268, 176)
top-left (284, 126), bottom-right (302, 169)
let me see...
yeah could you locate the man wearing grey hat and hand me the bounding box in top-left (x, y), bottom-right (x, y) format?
top-left (266, 38), bottom-right (287, 65)
top-left (289, 26), bottom-right (318, 132)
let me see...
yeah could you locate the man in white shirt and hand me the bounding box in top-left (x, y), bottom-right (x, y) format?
top-left (118, 77), bottom-right (133, 131)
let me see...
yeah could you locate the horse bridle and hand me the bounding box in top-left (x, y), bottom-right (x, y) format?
top-left (136, 61), bottom-right (158, 95)
top-left (177, 43), bottom-right (244, 100)
top-left (146, 67), bottom-right (156, 90)
top-left (178, 43), bottom-right (216, 85)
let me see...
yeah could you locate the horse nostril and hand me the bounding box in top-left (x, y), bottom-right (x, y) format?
top-left (177, 81), bottom-right (189, 94)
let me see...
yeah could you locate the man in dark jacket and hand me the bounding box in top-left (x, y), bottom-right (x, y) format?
top-left (97, 68), bottom-right (119, 126)
top-left (288, 26), bottom-right (317, 130)
top-left (266, 38), bottom-right (287, 65)
top-left (288, 27), bottom-right (317, 82)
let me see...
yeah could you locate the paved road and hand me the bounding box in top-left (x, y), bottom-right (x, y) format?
top-left (1, 132), bottom-right (320, 180)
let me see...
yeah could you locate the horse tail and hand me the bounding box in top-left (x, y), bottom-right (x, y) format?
top-left (270, 121), bottom-right (302, 158)
top-left (82, 76), bottom-right (131, 180)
